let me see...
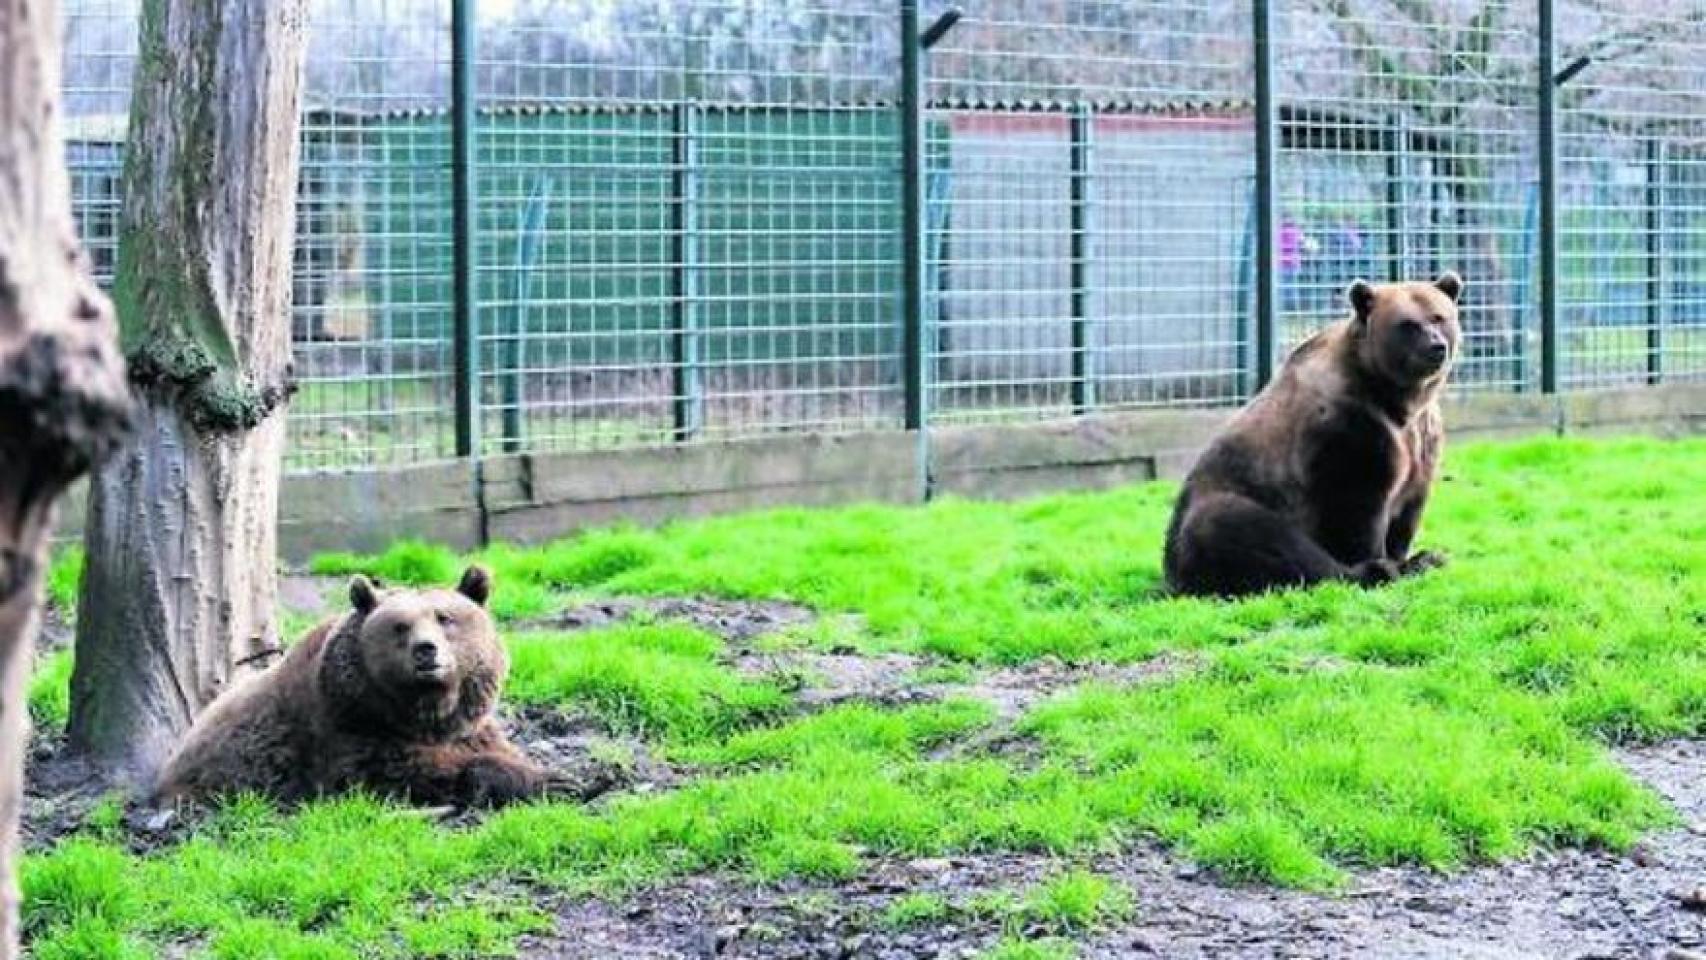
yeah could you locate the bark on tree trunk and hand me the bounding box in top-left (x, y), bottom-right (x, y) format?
top-left (69, 0), bottom-right (307, 781)
top-left (0, 0), bottom-right (134, 951)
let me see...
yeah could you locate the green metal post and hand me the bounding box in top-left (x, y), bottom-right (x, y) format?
top-left (1252, 0), bottom-right (1278, 391)
top-left (452, 0), bottom-right (478, 456)
top-left (901, 0), bottom-right (926, 434)
top-left (1647, 137), bottom-right (1665, 385)
top-left (672, 102), bottom-right (704, 442)
top-left (1538, 0), bottom-right (1560, 394)
top-left (1069, 102), bottom-right (1094, 414)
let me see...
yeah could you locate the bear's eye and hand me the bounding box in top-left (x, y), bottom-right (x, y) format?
top-left (392, 622), bottom-right (408, 637)
top-left (436, 611), bottom-right (455, 628)
top-left (1431, 314), bottom-right (1447, 326)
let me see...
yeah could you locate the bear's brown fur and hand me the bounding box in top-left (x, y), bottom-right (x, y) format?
top-left (1163, 272), bottom-right (1464, 597)
top-left (154, 566), bottom-right (545, 807)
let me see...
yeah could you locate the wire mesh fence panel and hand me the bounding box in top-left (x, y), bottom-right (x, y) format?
top-left (56, 0), bottom-right (1706, 484)
top-left (1665, 153), bottom-right (1706, 382)
top-left (289, 1), bottom-right (456, 471)
top-left (474, 2), bottom-right (904, 456)
top-left (924, 0), bottom-right (1256, 424)
top-left (1090, 108), bottom-right (1255, 409)
top-left (1276, 0), bottom-right (1539, 393)
top-left (1557, 2), bottom-right (1706, 390)
top-left (62, 0), bottom-right (139, 291)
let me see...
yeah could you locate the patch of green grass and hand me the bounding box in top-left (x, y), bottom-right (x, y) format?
top-left (21, 839), bottom-right (138, 940)
top-left (29, 649), bottom-right (73, 732)
top-left (325, 489), bottom-right (1184, 664)
top-left (912, 662), bottom-right (979, 685)
top-left (396, 901), bottom-right (550, 958)
top-left (327, 436), bottom-right (1706, 668)
top-left (25, 437), bottom-right (1706, 956)
top-left (505, 625), bottom-right (790, 743)
top-left (960, 870), bottom-right (1131, 937)
top-left (310, 540), bottom-right (460, 587)
top-left (311, 541), bottom-right (560, 624)
top-left (46, 546), bottom-right (83, 617)
top-left (486, 579), bottom-right (558, 623)
top-left (675, 699), bottom-right (993, 767)
top-left (25, 794), bottom-right (540, 960)
top-left (981, 936), bottom-right (1077, 960)
top-left (1018, 870), bottom-right (1132, 933)
top-left (880, 892), bottom-right (951, 930)
top-left (1022, 664), bottom-right (1666, 888)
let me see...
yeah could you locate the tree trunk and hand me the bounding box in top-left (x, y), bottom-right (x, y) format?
top-left (0, 0), bottom-right (135, 950)
top-left (69, 0), bottom-right (307, 781)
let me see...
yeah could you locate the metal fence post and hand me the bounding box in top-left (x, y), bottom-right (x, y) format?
top-left (1252, 0), bottom-right (1278, 392)
top-left (1647, 137), bottom-right (1666, 385)
top-left (1537, 0), bottom-right (1560, 394)
top-left (900, 0), bottom-right (930, 507)
top-left (1069, 102), bottom-right (1094, 414)
top-left (672, 102), bottom-right (704, 442)
top-left (451, 0), bottom-right (479, 456)
top-left (901, 0), bottom-right (926, 441)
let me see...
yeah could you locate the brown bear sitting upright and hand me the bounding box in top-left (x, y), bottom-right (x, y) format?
top-left (1163, 272), bottom-right (1464, 598)
top-left (154, 566), bottom-right (546, 807)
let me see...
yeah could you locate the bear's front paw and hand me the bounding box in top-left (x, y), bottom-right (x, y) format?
top-left (457, 756), bottom-right (546, 808)
top-left (1399, 550), bottom-right (1448, 577)
top-left (1350, 558), bottom-right (1401, 587)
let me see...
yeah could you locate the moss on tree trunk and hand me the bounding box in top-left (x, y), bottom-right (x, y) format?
top-left (69, 0), bottom-right (308, 781)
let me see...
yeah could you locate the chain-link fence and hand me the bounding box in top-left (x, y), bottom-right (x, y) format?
top-left (58, 0), bottom-right (1706, 475)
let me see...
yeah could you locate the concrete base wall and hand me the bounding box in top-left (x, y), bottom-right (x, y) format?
top-left (51, 383), bottom-right (1706, 562)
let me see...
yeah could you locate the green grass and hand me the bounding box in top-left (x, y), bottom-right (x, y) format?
top-left (22, 796), bottom-right (549, 960)
top-left (1016, 870), bottom-right (1132, 933)
top-left (880, 892), bottom-right (951, 930)
top-left (23, 436), bottom-right (1706, 957)
top-left (505, 625), bottom-right (790, 743)
top-left (46, 547), bottom-right (83, 617)
top-left (29, 650), bottom-right (73, 732)
top-left (957, 870), bottom-right (1132, 937)
top-left (981, 936), bottom-right (1077, 960)
top-left (311, 542), bottom-right (561, 624)
top-left (311, 541), bottom-right (462, 588)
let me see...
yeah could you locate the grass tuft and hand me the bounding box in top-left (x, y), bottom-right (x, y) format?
top-left (46, 546), bottom-right (83, 617)
top-left (880, 892), bottom-right (952, 930)
top-left (310, 540), bottom-right (460, 586)
top-left (505, 624), bottom-right (788, 743)
top-left (29, 650), bottom-right (73, 732)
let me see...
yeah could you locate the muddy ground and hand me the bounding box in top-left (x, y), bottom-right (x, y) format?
top-left (518, 740), bottom-right (1706, 960)
top-left (22, 587), bottom-right (1706, 959)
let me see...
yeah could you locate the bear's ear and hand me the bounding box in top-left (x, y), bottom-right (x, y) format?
top-left (349, 576), bottom-right (379, 615)
top-left (1346, 279), bottom-right (1376, 321)
top-left (457, 565), bottom-right (492, 607)
top-left (1434, 271), bottom-right (1464, 303)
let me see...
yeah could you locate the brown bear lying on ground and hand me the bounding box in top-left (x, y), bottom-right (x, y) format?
top-left (1163, 272), bottom-right (1464, 598)
top-left (154, 566), bottom-right (546, 807)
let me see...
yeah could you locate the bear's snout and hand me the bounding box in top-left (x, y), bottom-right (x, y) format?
top-left (412, 640), bottom-right (442, 672)
top-left (1423, 340), bottom-right (1449, 369)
